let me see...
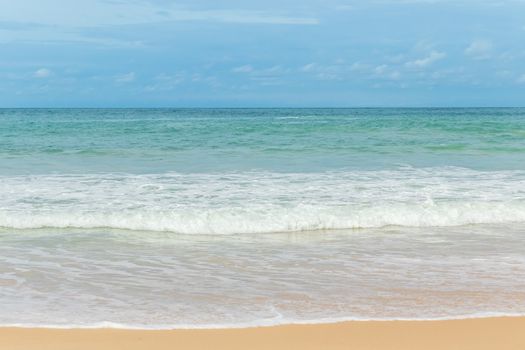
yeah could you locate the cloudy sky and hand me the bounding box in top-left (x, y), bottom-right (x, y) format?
top-left (1, 0), bottom-right (524, 107)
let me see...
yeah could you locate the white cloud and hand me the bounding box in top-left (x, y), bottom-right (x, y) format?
top-left (389, 70), bottom-right (401, 80)
top-left (367, 0), bottom-right (517, 5)
top-left (0, 25), bottom-right (147, 47)
top-left (297, 63), bottom-right (344, 80)
top-left (145, 73), bottom-right (185, 91)
top-left (263, 65), bottom-right (284, 73)
top-left (0, 1), bottom-right (319, 27)
top-left (34, 68), bottom-right (52, 78)
top-left (464, 40), bottom-right (492, 60)
top-left (349, 62), bottom-right (370, 72)
top-left (193, 10), bottom-right (319, 25)
top-left (315, 72), bottom-right (341, 81)
top-left (374, 64), bottom-right (389, 74)
top-left (232, 65), bottom-right (254, 73)
top-left (405, 51), bottom-right (446, 68)
top-left (413, 40), bottom-right (436, 52)
top-left (336, 5), bottom-right (354, 11)
top-left (373, 64), bottom-right (401, 80)
top-left (115, 72), bottom-right (136, 83)
top-left (300, 63), bottom-right (316, 72)
top-left (232, 65), bottom-right (288, 84)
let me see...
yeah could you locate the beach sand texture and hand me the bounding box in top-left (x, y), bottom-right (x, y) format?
top-left (1, 317), bottom-right (524, 350)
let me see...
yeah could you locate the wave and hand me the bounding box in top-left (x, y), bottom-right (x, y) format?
top-left (1, 168), bottom-right (525, 234)
top-left (1, 201), bottom-right (525, 234)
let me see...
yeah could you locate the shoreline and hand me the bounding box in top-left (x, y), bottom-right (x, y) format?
top-left (2, 312), bottom-right (525, 330)
top-left (1, 317), bottom-right (524, 350)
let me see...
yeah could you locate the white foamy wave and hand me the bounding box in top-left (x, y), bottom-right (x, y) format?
top-left (1, 167), bottom-right (525, 234)
top-left (1, 201), bottom-right (525, 234)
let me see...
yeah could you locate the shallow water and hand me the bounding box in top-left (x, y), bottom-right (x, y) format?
top-left (0, 108), bottom-right (524, 328)
top-left (1, 225), bottom-right (524, 328)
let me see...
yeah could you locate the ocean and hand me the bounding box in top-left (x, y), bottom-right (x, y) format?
top-left (0, 108), bottom-right (524, 328)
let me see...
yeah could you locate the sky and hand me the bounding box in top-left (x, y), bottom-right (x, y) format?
top-left (0, 0), bottom-right (524, 107)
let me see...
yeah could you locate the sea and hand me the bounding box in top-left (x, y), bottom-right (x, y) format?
top-left (0, 108), bottom-right (524, 328)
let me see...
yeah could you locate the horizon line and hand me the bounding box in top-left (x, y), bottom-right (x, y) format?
top-left (1, 106), bottom-right (524, 110)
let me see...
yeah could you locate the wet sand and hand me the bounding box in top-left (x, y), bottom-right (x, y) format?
top-left (1, 317), bottom-right (524, 350)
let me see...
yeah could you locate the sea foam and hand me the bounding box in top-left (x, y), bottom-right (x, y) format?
top-left (1, 201), bottom-right (525, 234)
top-left (1, 167), bottom-right (524, 234)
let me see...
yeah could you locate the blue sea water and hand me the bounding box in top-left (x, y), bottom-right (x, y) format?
top-left (1, 108), bottom-right (525, 175)
top-left (0, 108), bottom-right (524, 328)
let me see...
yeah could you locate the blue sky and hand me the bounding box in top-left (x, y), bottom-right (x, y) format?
top-left (1, 0), bottom-right (524, 107)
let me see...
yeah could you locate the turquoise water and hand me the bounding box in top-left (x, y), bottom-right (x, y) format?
top-left (1, 108), bottom-right (524, 327)
top-left (1, 108), bottom-right (524, 174)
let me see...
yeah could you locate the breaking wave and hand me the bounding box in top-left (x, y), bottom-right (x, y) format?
top-left (1, 167), bottom-right (525, 234)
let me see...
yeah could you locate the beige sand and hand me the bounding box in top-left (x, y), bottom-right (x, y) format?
top-left (1, 317), bottom-right (524, 350)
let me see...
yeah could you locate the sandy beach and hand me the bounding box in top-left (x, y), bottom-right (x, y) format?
top-left (3, 0), bottom-right (525, 346)
top-left (1, 317), bottom-right (524, 350)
